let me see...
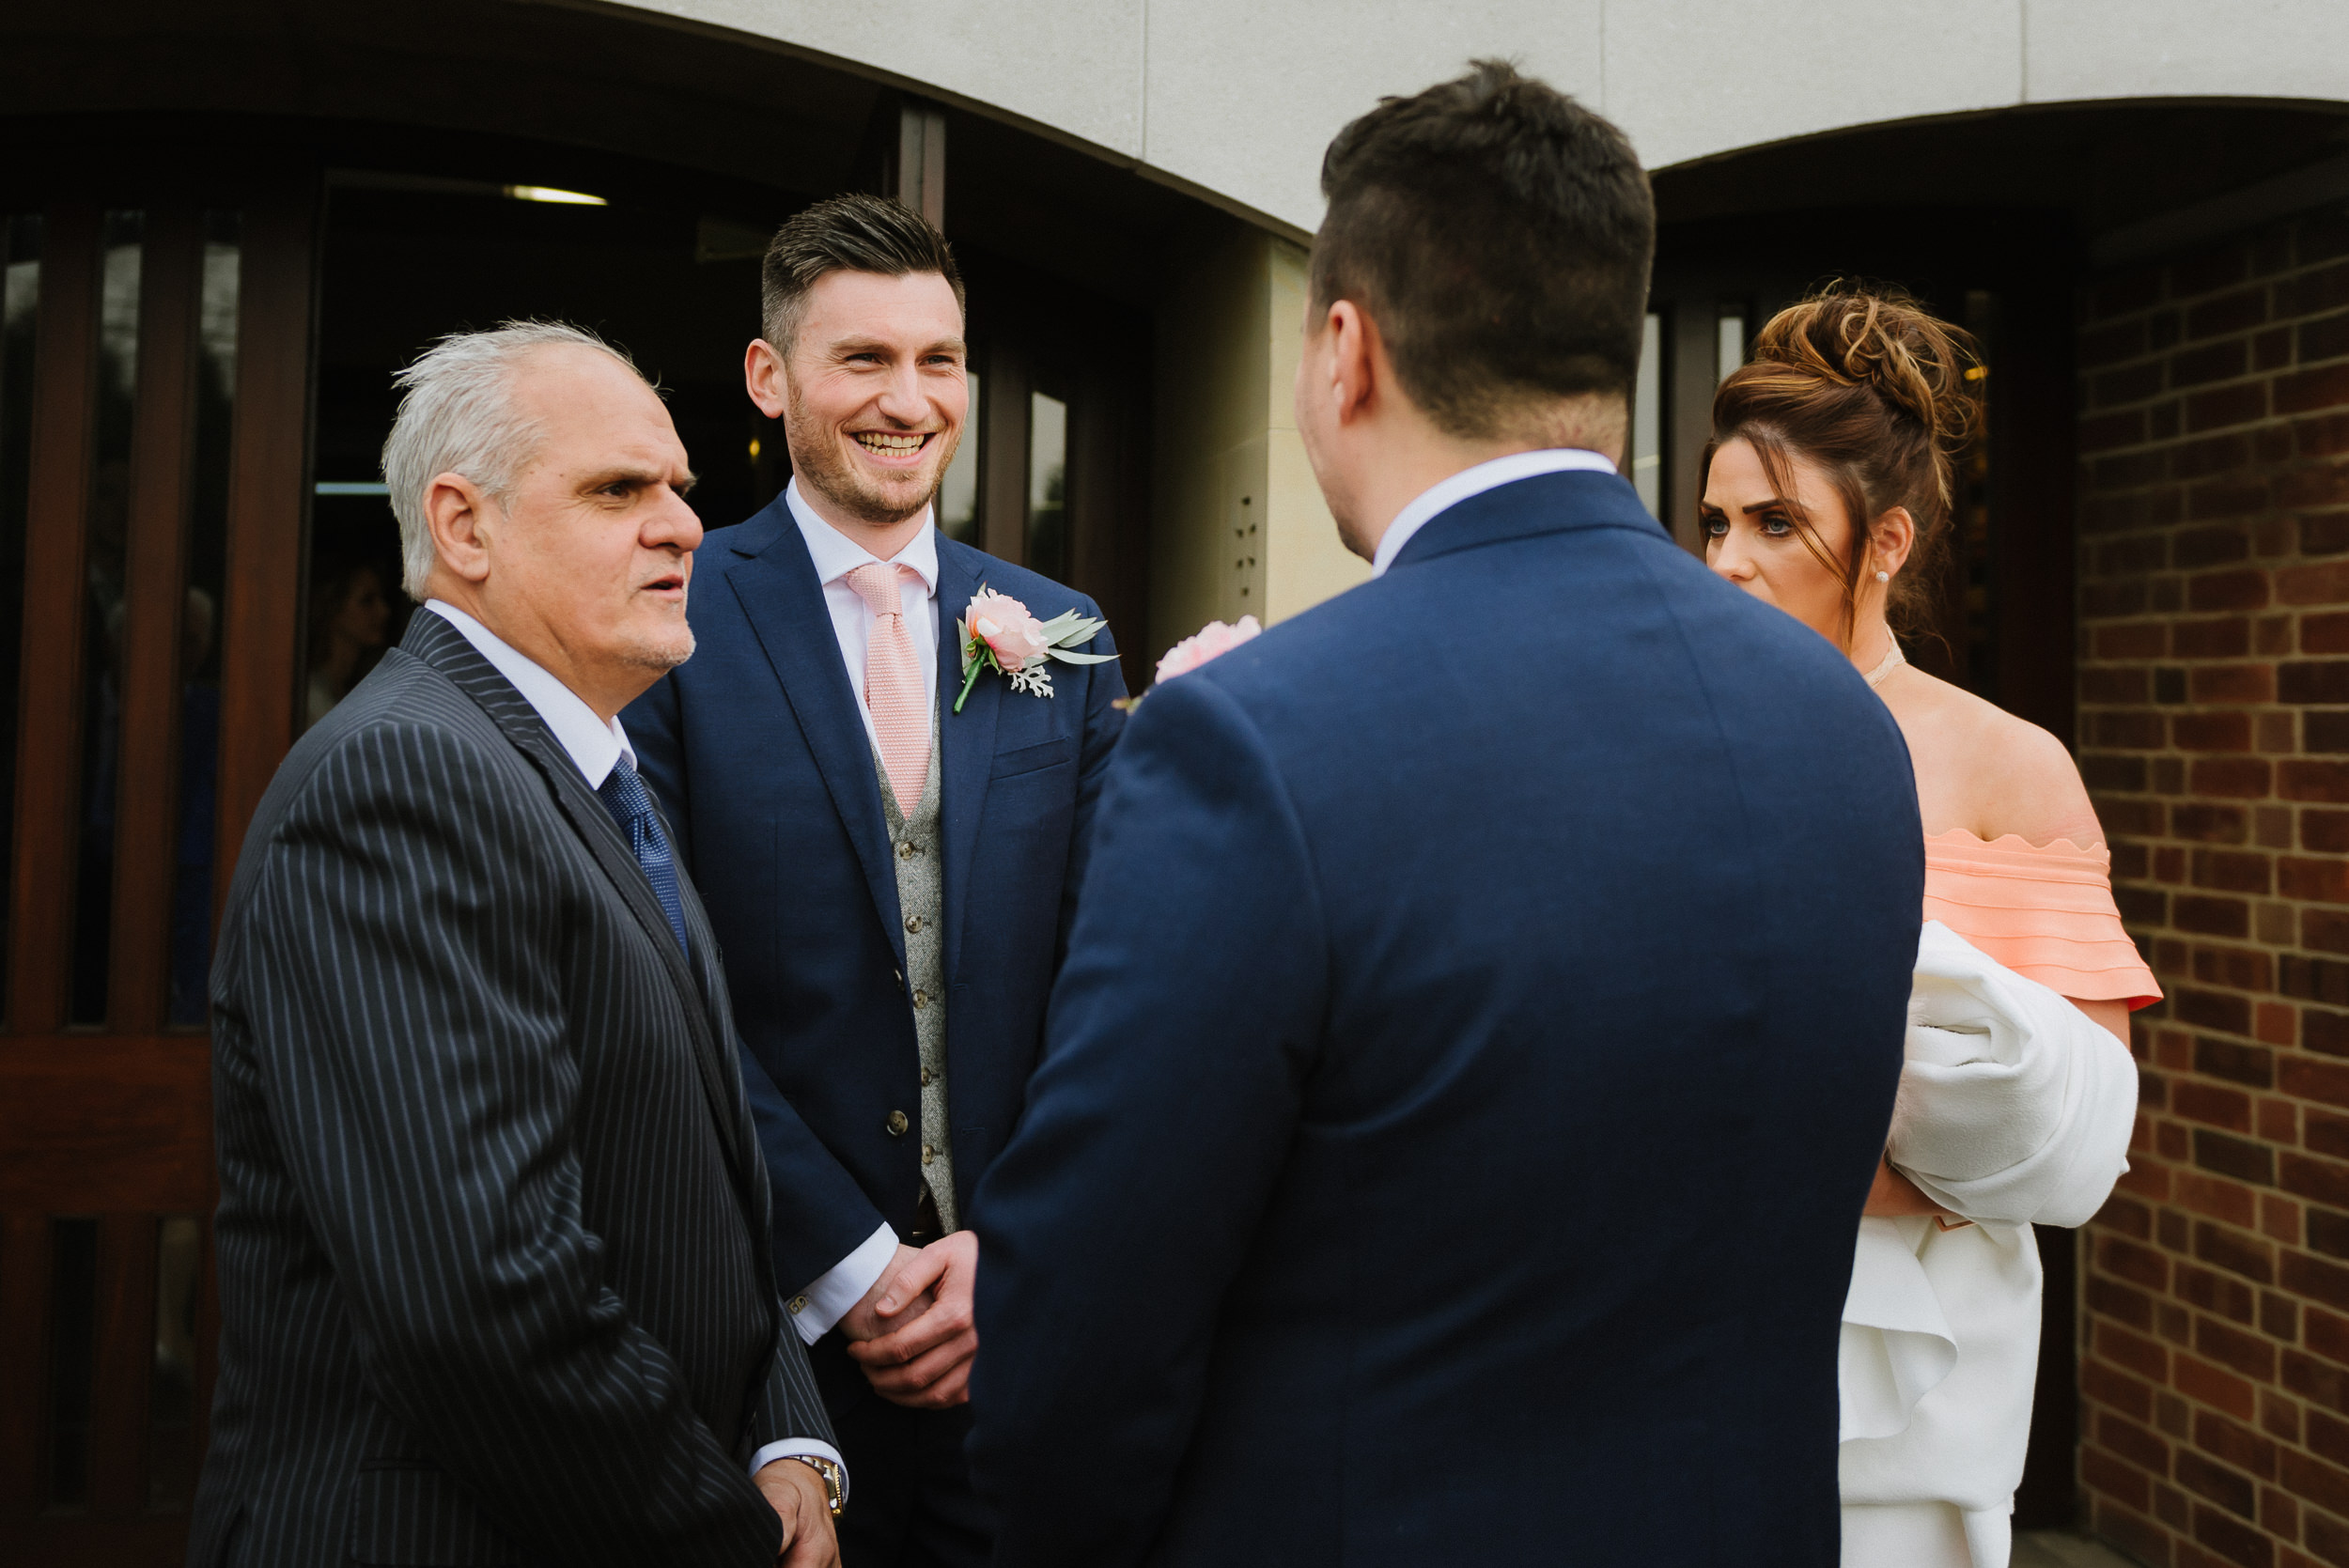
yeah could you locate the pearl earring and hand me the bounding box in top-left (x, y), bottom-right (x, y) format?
top-left (1875, 569), bottom-right (1890, 582)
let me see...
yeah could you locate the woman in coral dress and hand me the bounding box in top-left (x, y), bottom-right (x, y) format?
top-left (1702, 287), bottom-right (2159, 1568)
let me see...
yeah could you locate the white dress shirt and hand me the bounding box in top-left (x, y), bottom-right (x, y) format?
top-left (781, 477), bottom-right (944, 1343)
top-left (1369, 448), bottom-right (1623, 578)
top-left (424, 600), bottom-right (848, 1491)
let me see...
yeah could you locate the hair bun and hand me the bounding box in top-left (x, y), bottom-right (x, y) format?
top-left (1750, 284), bottom-right (1982, 453)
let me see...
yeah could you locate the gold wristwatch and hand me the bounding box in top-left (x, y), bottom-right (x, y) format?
top-left (786, 1453), bottom-right (846, 1517)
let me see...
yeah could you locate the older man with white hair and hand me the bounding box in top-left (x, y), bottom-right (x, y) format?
top-left (191, 321), bottom-right (844, 1568)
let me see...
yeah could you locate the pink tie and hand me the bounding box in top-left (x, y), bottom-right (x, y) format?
top-left (847, 561), bottom-right (929, 811)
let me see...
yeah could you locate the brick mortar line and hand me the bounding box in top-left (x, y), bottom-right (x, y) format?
top-left (2084, 329), bottom-right (2349, 390)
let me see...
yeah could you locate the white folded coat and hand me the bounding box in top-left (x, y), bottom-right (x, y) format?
top-left (1839, 921), bottom-right (2141, 1567)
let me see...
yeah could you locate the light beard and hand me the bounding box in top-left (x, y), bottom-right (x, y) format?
top-left (783, 377), bottom-right (954, 528)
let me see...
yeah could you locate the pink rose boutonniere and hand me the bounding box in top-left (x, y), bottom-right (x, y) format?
top-left (955, 587), bottom-right (1117, 711)
top-left (1117, 615), bottom-right (1262, 709)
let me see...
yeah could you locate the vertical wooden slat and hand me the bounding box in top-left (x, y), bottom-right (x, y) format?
top-left (8, 207), bottom-right (101, 1033)
top-left (895, 101), bottom-right (946, 231)
top-left (1664, 298), bottom-right (1719, 554)
top-left (85, 1213), bottom-right (157, 1517)
top-left (982, 343), bottom-right (1029, 566)
top-left (108, 209), bottom-right (204, 1034)
top-left (191, 1212), bottom-right (218, 1488)
top-left (0, 1213), bottom-right (53, 1526)
top-left (213, 188), bottom-right (317, 913)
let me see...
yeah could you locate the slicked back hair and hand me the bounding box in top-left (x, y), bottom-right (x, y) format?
top-left (1311, 60), bottom-right (1655, 442)
top-left (760, 194), bottom-right (966, 357)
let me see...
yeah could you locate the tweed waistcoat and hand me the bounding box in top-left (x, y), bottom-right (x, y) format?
top-left (876, 735), bottom-right (957, 1232)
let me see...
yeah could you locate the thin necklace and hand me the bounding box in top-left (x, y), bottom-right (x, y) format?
top-left (1862, 641), bottom-right (1906, 689)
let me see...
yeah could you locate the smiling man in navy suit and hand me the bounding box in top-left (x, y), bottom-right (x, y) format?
top-left (626, 194), bottom-right (1124, 1568)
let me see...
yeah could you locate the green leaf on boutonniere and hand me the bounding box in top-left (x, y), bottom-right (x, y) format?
top-left (1034, 608), bottom-right (1118, 664)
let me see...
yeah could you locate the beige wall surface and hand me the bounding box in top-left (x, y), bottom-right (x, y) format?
top-left (611, 0), bottom-right (2349, 234)
top-left (1147, 229), bottom-right (1361, 663)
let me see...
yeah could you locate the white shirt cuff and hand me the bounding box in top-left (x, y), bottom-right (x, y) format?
top-left (748, 1438), bottom-right (850, 1508)
top-left (786, 1222), bottom-right (897, 1344)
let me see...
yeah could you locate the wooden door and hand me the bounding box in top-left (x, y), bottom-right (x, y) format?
top-left (0, 183), bottom-right (315, 1568)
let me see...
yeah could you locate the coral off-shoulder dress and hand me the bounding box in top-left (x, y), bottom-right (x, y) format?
top-left (1920, 831), bottom-right (2162, 1012)
top-left (1839, 831), bottom-right (2160, 1568)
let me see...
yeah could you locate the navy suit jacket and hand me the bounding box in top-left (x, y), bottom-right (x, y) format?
top-left (625, 495), bottom-right (1125, 1293)
top-left (966, 472), bottom-right (1923, 1567)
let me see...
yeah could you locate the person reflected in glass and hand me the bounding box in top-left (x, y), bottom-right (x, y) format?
top-left (1702, 287), bottom-right (2157, 1568)
top-left (305, 558), bottom-right (390, 728)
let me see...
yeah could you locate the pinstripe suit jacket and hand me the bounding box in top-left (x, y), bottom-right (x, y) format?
top-left (190, 612), bottom-right (832, 1568)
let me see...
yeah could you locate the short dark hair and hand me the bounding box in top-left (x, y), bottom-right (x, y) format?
top-left (1311, 60), bottom-right (1654, 441)
top-left (760, 194), bottom-right (966, 355)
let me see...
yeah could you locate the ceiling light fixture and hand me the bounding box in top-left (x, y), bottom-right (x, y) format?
top-left (504, 185), bottom-right (606, 207)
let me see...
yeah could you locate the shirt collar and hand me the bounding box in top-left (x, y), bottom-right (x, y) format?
top-left (423, 600), bottom-right (634, 788)
top-left (786, 477), bottom-right (939, 598)
top-left (1369, 449), bottom-right (1623, 578)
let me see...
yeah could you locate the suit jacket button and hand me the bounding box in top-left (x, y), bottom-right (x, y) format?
top-left (886, 1110), bottom-right (910, 1136)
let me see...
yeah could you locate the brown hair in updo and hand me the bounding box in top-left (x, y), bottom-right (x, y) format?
top-left (1703, 284), bottom-right (1983, 647)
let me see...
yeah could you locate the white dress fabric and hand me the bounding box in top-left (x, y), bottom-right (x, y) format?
top-left (1838, 922), bottom-right (2140, 1568)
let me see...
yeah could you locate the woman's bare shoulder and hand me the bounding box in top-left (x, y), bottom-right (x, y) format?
top-left (1892, 670), bottom-right (2105, 846)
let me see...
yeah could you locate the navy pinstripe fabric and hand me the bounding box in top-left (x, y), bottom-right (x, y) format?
top-left (190, 612), bottom-right (832, 1568)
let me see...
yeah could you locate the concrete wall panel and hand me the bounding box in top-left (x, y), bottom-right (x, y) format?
top-left (1602, 0), bottom-right (2022, 172)
top-left (622, 0), bottom-right (1148, 158)
top-left (609, 0), bottom-right (2349, 240)
top-left (2025, 0), bottom-right (2349, 106)
top-left (1140, 0), bottom-right (1600, 242)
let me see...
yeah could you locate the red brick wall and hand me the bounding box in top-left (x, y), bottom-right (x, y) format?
top-left (2077, 205), bottom-right (2349, 1568)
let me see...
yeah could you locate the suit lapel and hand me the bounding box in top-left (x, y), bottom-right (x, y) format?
top-left (400, 613), bottom-right (759, 1199)
top-left (723, 506), bottom-right (908, 970)
top-left (934, 543), bottom-right (999, 992)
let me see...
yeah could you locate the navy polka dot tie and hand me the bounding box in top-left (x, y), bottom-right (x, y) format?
top-left (597, 758), bottom-right (690, 957)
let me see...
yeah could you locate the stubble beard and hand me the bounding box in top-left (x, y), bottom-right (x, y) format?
top-left (619, 602), bottom-right (696, 676)
top-left (783, 374), bottom-right (954, 529)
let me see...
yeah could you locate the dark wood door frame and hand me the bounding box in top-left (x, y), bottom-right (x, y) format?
top-left (0, 171), bottom-right (317, 1566)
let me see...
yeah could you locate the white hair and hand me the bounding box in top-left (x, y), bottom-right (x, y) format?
top-left (380, 320), bottom-right (641, 598)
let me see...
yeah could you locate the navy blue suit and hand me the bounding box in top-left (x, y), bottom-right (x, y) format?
top-left (967, 472), bottom-right (1922, 1567)
top-left (625, 495), bottom-right (1125, 1564)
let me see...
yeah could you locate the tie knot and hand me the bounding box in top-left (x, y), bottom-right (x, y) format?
top-left (599, 758), bottom-right (653, 823)
top-left (848, 561), bottom-right (908, 621)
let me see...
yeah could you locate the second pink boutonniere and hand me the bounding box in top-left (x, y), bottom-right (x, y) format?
top-left (955, 587), bottom-right (1116, 712)
top-left (1116, 615), bottom-right (1262, 710)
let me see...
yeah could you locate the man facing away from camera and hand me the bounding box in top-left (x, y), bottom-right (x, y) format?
top-left (966, 63), bottom-right (1924, 1567)
top-left (627, 195), bottom-right (1125, 1567)
top-left (193, 323), bottom-right (842, 1568)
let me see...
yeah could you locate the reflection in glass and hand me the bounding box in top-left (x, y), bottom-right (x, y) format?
top-left (304, 561), bottom-right (391, 731)
top-left (0, 217), bottom-right (41, 1013)
top-left (47, 1217), bottom-right (98, 1506)
top-left (936, 370), bottom-right (981, 545)
top-left (1632, 313), bottom-right (1662, 520)
top-left (1716, 308), bottom-right (1747, 385)
top-left (73, 211), bottom-right (143, 1027)
top-left (1025, 391), bottom-right (1067, 582)
top-left (148, 1215), bottom-right (203, 1507)
top-left (168, 214), bottom-right (241, 1026)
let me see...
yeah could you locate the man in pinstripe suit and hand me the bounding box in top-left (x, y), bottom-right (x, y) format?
top-left (192, 323), bottom-right (843, 1568)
